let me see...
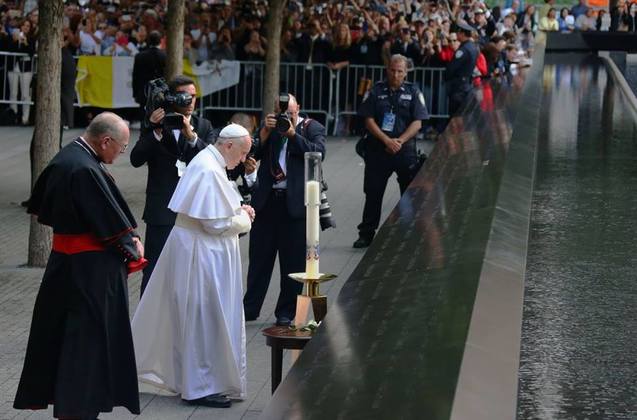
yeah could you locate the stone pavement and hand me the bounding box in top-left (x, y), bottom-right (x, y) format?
top-left (0, 127), bottom-right (402, 420)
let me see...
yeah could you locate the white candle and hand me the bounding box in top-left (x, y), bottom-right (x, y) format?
top-left (306, 180), bottom-right (321, 278)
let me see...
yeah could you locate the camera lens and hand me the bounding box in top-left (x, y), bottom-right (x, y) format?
top-left (275, 114), bottom-right (291, 132)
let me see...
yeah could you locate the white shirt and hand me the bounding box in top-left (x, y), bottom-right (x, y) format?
top-left (273, 117), bottom-right (303, 190)
top-left (79, 31), bottom-right (100, 55)
top-left (153, 115), bottom-right (198, 147)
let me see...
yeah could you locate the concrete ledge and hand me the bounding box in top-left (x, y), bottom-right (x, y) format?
top-left (600, 51), bottom-right (637, 122)
top-left (450, 33), bottom-right (546, 420)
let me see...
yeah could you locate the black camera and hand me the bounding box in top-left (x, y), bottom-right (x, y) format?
top-left (144, 78), bottom-right (193, 130)
top-left (275, 93), bottom-right (291, 133)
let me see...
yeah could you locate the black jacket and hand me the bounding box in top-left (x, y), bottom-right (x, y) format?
top-left (251, 118), bottom-right (326, 219)
top-left (130, 114), bottom-right (215, 225)
top-left (294, 34), bottom-right (330, 63)
top-left (445, 40), bottom-right (479, 94)
top-left (132, 47), bottom-right (166, 106)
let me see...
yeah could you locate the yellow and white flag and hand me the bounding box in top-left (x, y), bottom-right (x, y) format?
top-left (75, 56), bottom-right (242, 109)
top-left (75, 56), bottom-right (137, 108)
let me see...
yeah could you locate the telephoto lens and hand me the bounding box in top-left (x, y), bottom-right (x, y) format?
top-left (275, 114), bottom-right (291, 133)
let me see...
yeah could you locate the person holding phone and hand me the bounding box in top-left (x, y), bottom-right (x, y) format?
top-left (8, 18), bottom-right (35, 125)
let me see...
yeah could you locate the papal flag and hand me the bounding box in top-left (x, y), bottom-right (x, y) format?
top-left (183, 60), bottom-right (241, 97)
top-left (75, 56), bottom-right (242, 109)
top-left (75, 56), bottom-right (137, 109)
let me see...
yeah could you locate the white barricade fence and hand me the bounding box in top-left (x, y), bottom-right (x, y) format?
top-left (0, 52), bottom-right (448, 134)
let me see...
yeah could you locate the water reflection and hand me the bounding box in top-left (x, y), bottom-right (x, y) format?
top-left (518, 56), bottom-right (637, 419)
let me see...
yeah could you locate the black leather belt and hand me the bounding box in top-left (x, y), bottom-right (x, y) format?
top-left (272, 189), bottom-right (287, 197)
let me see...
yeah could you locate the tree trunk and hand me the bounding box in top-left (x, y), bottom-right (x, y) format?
top-left (27, 0), bottom-right (63, 267)
top-left (165, 0), bottom-right (185, 81)
top-left (262, 0), bottom-right (287, 116)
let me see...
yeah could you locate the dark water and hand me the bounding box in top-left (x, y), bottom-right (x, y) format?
top-left (518, 56), bottom-right (637, 419)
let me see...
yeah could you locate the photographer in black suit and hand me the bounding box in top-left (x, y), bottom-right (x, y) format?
top-left (243, 94), bottom-right (326, 326)
top-left (130, 75), bottom-right (215, 296)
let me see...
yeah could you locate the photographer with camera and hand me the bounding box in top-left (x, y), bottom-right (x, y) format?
top-left (243, 94), bottom-right (326, 327)
top-left (130, 75), bottom-right (215, 297)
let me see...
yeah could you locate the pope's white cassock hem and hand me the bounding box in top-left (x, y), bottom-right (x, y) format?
top-left (131, 145), bottom-right (250, 401)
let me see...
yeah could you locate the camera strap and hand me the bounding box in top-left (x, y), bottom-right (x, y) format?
top-left (269, 134), bottom-right (287, 183)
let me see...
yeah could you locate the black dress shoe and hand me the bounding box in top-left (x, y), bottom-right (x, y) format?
top-left (275, 317), bottom-right (292, 327)
top-left (353, 236), bottom-right (373, 248)
top-left (183, 393), bottom-right (232, 408)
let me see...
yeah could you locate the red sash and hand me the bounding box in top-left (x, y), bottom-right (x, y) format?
top-left (52, 233), bottom-right (148, 274)
top-left (52, 233), bottom-right (104, 254)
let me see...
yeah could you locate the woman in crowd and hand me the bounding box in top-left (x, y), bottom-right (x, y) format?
top-left (8, 17), bottom-right (35, 125)
top-left (558, 8), bottom-right (572, 32)
top-left (242, 29), bottom-right (265, 61)
top-left (539, 8), bottom-right (559, 31)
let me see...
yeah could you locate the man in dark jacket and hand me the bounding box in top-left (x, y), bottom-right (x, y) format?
top-left (243, 94), bottom-right (326, 326)
top-left (130, 75), bottom-right (215, 296)
top-left (132, 30), bottom-right (165, 121)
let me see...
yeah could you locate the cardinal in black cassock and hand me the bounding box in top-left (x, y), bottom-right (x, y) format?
top-left (13, 113), bottom-right (145, 419)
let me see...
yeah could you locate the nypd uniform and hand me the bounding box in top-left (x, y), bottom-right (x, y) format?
top-left (445, 37), bottom-right (479, 116)
top-left (356, 80), bottom-right (429, 242)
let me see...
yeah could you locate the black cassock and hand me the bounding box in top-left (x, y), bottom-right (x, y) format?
top-left (14, 138), bottom-right (142, 418)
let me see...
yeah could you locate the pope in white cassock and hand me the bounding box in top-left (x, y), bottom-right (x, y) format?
top-left (131, 123), bottom-right (255, 409)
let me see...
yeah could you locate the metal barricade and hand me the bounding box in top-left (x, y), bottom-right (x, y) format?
top-left (331, 64), bottom-right (448, 135)
top-left (0, 51), bottom-right (37, 107)
top-left (199, 61), bottom-right (333, 124)
top-left (0, 51), bottom-right (448, 136)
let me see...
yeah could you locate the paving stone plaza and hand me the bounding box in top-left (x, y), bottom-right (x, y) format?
top-left (0, 127), bottom-right (402, 420)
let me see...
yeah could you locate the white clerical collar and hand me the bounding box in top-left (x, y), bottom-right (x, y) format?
top-left (209, 144), bottom-right (227, 168)
top-left (77, 136), bottom-right (99, 158)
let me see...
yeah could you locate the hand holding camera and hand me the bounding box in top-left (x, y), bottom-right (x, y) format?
top-left (145, 78), bottom-right (195, 132)
top-left (275, 93), bottom-right (295, 138)
top-left (149, 108), bottom-right (165, 135)
top-left (180, 115), bottom-right (197, 141)
top-left (244, 156), bottom-right (257, 175)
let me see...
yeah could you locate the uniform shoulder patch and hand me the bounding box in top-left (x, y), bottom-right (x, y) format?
top-left (418, 92), bottom-right (425, 106)
top-left (455, 49), bottom-right (464, 59)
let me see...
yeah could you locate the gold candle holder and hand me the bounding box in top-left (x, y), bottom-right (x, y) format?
top-left (289, 272), bottom-right (337, 323)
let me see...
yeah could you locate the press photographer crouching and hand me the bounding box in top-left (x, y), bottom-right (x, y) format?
top-left (243, 93), bottom-right (328, 327)
top-left (130, 75), bottom-right (215, 297)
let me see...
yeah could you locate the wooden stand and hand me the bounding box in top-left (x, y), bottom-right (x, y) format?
top-left (262, 326), bottom-right (312, 393)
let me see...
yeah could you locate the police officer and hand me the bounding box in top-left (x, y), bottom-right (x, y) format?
top-left (445, 21), bottom-right (479, 116)
top-left (353, 54), bottom-right (429, 248)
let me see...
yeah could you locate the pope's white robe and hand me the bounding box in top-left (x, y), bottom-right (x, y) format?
top-left (131, 145), bottom-right (251, 400)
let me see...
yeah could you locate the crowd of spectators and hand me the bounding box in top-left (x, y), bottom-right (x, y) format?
top-left (0, 0), bottom-right (535, 75)
top-left (0, 0), bottom-right (633, 127)
top-left (536, 0), bottom-right (637, 32)
top-left (0, 0), bottom-right (633, 72)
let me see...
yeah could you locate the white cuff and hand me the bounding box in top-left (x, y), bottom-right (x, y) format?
top-left (186, 134), bottom-right (198, 146)
top-left (200, 212), bottom-right (251, 236)
top-left (244, 170), bottom-right (257, 187)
